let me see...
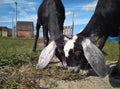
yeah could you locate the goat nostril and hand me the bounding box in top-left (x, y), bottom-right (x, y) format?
top-left (68, 69), bottom-right (74, 73)
top-left (78, 69), bottom-right (84, 75)
top-left (68, 67), bottom-right (79, 73)
top-left (68, 67), bottom-right (72, 72)
top-left (62, 61), bottom-right (67, 69)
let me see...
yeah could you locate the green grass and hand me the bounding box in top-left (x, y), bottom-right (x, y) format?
top-left (103, 41), bottom-right (119, 61)
top-left (0, 37), bottom-right (118, 66)
top-left (0, 37), bottom-right (42, 67)
top-left (0, 37), bottom-right (119, 89)
top-left (0, 37), bottom-right (42, 89)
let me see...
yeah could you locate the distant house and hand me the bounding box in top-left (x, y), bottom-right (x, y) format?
top-left (8, 28), bottom-right (12, 37)
top-left (0, 26), bottom-right (8, 37)
top-left (63, 26), bottom-right (73, 37)
top-left (16, 21), bottom-right (34, 39)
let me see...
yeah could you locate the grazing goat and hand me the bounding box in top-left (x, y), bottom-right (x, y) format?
top-left (32, 0), bottom-right (65, 52)
top-left (64, 0), bottom-right (120, 78)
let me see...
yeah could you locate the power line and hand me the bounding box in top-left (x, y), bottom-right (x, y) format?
top-left (65, 6), bottom-right (95, 8)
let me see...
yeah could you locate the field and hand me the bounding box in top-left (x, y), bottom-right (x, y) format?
top-left (0, 37), bottom-right (120, 89)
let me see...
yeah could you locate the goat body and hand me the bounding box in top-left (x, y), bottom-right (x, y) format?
top-left (33, 0), bottom-right (65, 52)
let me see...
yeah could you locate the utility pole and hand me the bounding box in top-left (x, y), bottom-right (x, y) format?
top-left (12, 16), bottom-right (14, 38)
top-left (72, 13), bottom-right (74, 36)
top-left (15, 2), bottom-right (17, 38)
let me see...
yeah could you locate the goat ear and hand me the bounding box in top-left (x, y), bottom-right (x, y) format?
top-left (36, 41), bottom-right (56, 69)
top-left (81, 39), bottom-right (107, 78)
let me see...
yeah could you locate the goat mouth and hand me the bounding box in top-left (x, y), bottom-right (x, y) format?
top-left (67, 66), bottom-right (88, 75)
top-left (67, 66), bottom-right (80, 73)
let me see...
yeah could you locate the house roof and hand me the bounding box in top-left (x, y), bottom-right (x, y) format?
top-left (17, 21), bottom-right (34, 31)
top-left (0, 26), bottom-right (8, 31)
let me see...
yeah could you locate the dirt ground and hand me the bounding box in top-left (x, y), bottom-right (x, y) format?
top-left (1, 57), bottom-right (120, 89)
top-left (35, 57), bottom-right (120, 89)
top-left (38, 76), bottom-right (120, 89)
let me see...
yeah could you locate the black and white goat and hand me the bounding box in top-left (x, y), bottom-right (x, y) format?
top-left (32, 0), bottom-right (65, 52)
top-left (64, 0), bottom-right (120, 78)
top-left (37, 0), bottom-right (120, 78)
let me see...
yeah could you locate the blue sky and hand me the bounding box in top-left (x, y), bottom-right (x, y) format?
top-left (0, 0), bottom-right (98, 35)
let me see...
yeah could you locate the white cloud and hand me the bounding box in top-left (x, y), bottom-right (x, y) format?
top-left (0, 0), bottom-right (14, 4)
top-left (18, 14), bottom-right (37, 21)
top-left (74, 18), bottom-right (90, 25)
top-left (65, 11), bottom-right (73, 16)
top-left (24, 7), bottom-right (36, 12)
top-left (0, 16), bottom-right (12, 23)
top-left (81, 0), bottom-right (98, 11)
top-left (64, 18), bottom-right (90, 26)
top-left (27, 2), bottom-right (36, 5)
top-left (0, 14), bottom-right (37, 30)
top-left (1, 16), bottom-right (8, 19)
top-left (8, 11), bottom-right (15, 15)
top-left (18, 14), bottom-right (37, 27)
top-left (0, 19), bottom-right (12, 23)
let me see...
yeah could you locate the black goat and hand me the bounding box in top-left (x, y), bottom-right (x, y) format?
top-left (63, 0), bottom-right (120, 78)
top-left (32, 0), bottom-right (65, 52)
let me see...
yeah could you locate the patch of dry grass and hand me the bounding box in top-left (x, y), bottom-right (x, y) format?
top-left (0, 64), bottom-right (86, 89)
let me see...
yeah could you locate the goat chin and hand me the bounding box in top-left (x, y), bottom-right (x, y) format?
top-left (36, 41), bottom-right (56, 69)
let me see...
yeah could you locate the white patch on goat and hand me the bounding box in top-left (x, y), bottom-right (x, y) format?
top-left (64, 35), bottom-right (78, 57)
top-left (64, 36), bottom-right (70, 43)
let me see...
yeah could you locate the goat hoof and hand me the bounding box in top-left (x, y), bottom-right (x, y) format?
top-left (110, 67), bottom-right (120, 79)
top-left (109, 67), bottom-right (120, 87)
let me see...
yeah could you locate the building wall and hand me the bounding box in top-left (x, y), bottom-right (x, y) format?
top-left (63, 26), bottom-right (73, 37)
top-left (0, 31), bottom-right (2, 37)
top-left (0, 27), bottom-right (8, 37)
top-left (2, 30), bottom-right (8, 37)
top-left (17, 30), bottom-right (33, 38)
top-left (16, 21), bottom-right (34, 39)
